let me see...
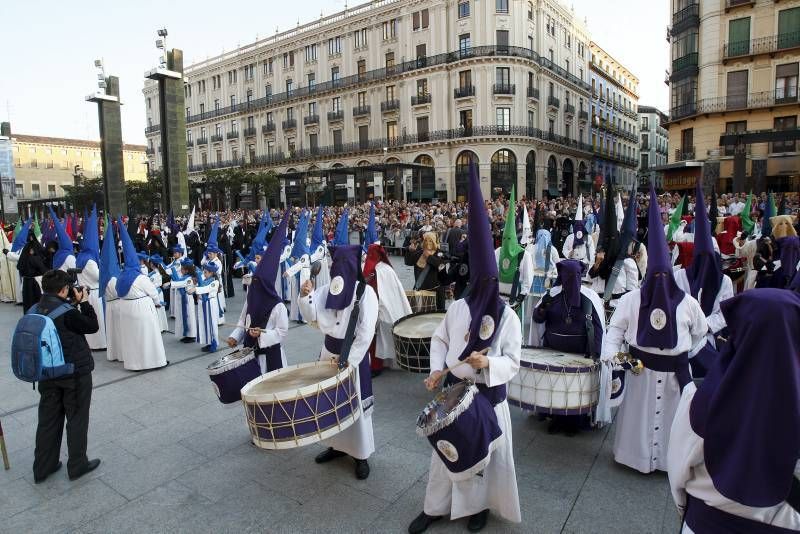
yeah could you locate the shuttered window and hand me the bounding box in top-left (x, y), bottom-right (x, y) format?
top-left (778, 8), bottom-right (800, 49)
top-left (728, 18), bottom-right (750, 56)
top-left (726, 70), bottom-right (749, 109)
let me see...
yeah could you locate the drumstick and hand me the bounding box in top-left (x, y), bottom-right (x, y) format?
top-left (221, 323), bottom-right (267, 334)
top-left (426, 348), bottom-right (489, 388)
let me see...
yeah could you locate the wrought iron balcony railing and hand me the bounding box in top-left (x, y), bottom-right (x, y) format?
top-left (454, 85), bottom-right (475, 98)
top-left (493, 83), bottom-right (515, 95)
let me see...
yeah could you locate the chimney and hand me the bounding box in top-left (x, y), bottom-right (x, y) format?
top-left (0, 122), bottom-right (10, 137)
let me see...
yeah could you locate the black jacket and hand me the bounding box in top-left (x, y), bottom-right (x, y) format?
top-left (35, 294), bottom-right (99, 376)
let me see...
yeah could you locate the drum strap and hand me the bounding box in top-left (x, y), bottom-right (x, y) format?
top-left (581, 295), bottom-right (596, 359)
top-left (414, 263), bottom-right (431, 291)
top-left (338, 281), bottom-right (366, 369)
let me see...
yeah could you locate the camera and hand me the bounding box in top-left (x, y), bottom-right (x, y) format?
top-left (65, 268), bottom-right (84, 302)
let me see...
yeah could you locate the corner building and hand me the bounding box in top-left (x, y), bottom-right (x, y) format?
top-left (143, 0), bottom-right (596, 204)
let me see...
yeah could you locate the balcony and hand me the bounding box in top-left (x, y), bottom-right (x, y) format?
top-left (197, 137), bottom-right (208, 146)
top-left (145, 147), bottom-right (155, 155)
top-left (725, 0), bottom-right (755, 12)
top-left (262, 122), bottom-right (275, 134)
top-left (380, 99), bottom-right (400, 112)
top-left (282, 119), bottom-right (297, 130)
top-left (304, 114), bottom-right (319, 125)
top-left (186, 140), bottom-right (194, 147)
top-left (671, 3), bottom-right (699, 35)
top-left (723, 31), bottom-right (800, 62)
top-left (527, 87), bottom-right (540, 99)
top-left (547, 95), bottom-right (560, 109)
top-left (493, 83), bottom-right (516, 95)
top-left (327, 110), bottom-right (344, 121)
top-left (675, 147), bottom-right (696, 161)
top-left (454, 85), bottom-right (475, 99)
top-left (411, 93), bottom-right (432, 106)
top-left (243, 127), bottom-right (257, 137)
top-left (670, 52), bottom-right (699, 82)
top-left (669, 89), bottom-right (799, 122)
top-left (579, 110), bottom-right (589, 122)
top-left (227, 130), bottom-right (239, 140)
top-left (211, 134), bottom-right (223, 143)
top-left (352, 105), bottom-right (371, 117)
top-left (565, 103), bottom-right (576, 116)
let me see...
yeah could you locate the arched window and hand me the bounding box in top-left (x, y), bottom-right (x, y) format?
top-left (547, 155), bottom-right (558, 197)
top-left (455, 151), bottom-right (478, 202)
top-left (562, 158), bottom-right (574, 197)
top-left (525, 151), bottom-right (536, 200)
top-left (490, 149), bottom-right (517, 200)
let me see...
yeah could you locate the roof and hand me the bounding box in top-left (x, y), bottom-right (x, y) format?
top-left (11, 134), bottom-right (146, 152)
top-left (637, 105), bottom-right (669, 123)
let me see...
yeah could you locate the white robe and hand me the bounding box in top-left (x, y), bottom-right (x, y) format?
top-left (673, 269), bottom-right (734, 357)
top-left (590, 257), bottom-right (640, 306)
top-left (6, 250), bottom-right (24, 304)
top-left (0, 232), bottom-right (16, 302)
top-left (373, 262), bottom-right (412, 362)
top-left (733, 238), bottom-right (758, 291)
top-left (424, 300), bottom-right (522, 523)
top-left (77, 259), bottom-right (106, 349)
top-left (56, 254), bottom-right (76, 272)
top-left (668, 385), bottom-right (800, 532)
top-left (148, 269), bottom-right (169, 332)
top-left (103, 278), bottom-right (123, 362)
top-left (194, 279), bottom-right (222, 349)
top-left (562, 234), bottom-right (596, 269)
top-left (164, 260), bottom-right (181, 318)
top-left (201, 257), bottom-right (226, 323)
top-left (229, 300), bottom-right (288, 373)
top-left (298, 281), bottom-right (378, 460)
top-left (107, 275), bottom-right (167, 370)
top-left (170, 277), bottom-right (197, 340)
top-left (311, 246), bottom-right (331, 289)
top-left (600, 290), bottom-right (707, 473)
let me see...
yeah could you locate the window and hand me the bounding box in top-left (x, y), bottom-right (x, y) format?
top-left (214, 98), bottom-right (220, 111)
top-left (417, 116), bottom-right (429, 141)
top-left (358, 125), bottom-right (369, 149)
top-left (385, 52), bottom-right (395, 71)
top-left (230, 95), bottom-right (237, 107)
top-left (641, 154), bottom-right (650, 170)
top-left (460, 109), bottom-right (473, 132)
top-left (309, 133), bottom-right (318, 153)
top-left (496, 0), bottom-right (509, 14)
top-left (286, 107), bottom-right (294, 121)
top-left (458, 1), bottom-right (470, 18)
top-left (331, 66), bottom-right (340, 83)
top-left (776, 63), bottom-right (798, 103)
top-left (32, 184), bottom-right (40, 198)
top-left (333, 130), bottom-right (343, 151)
top-left (528, 36), bottom-right (534, 51)
top-left (332, 97), bottom-right (341, 113)
top-left (48, 184), bottom-right (56, 198)
top-left (265, 84), bottom-right (272, 98)
top-left (778, 8), bottom-right (800, 50)
top-left (266, 112), bottom-right (273, 124)
top-left (642, 116), bottom-right (649, 129)
top-left (187, 130), bottom-right (193, 143)
top-left (246, 89), bottom-right (253, 103)
top-left (215, 124), bottom-right (222, 136)
top-left (496, 107), bottom-right (511, 132)
top-left (286, 79), bottom-right (294, 95)
top-left (726, 70), bottom-right (748, 109)
top-left (248, 144), bottom-right (256, 162)
top-left (283, 52), bottom-right (294, 68)
top-left (548, 119), bottom-right (555, 135)
top-left (308, 102), bottom-right (317, 116)
top-left (382, 19), bottom-right (397, 40)
top-left (728, 18), bottom-right (751, 56)
top-left (724, 121), bottom-right (747, 156)
top-left (528, 110), bottom-right (535, 128)
top-left (412, 9), bottom-right (430, 30)
top-left (385, 85), bottom-right (396, 100)
top-left (681, 128), bottom-right (694, 156)
top-left (496, 30), bottom-right (509, 51)
top-left (565, 59), bottom-right (570, 73)
top-left (357, 59), bottom-right (367, 79)
top-left (459, 33), bottom-right (471, 54)
top-left (267, 141), bottom-right (275, 157)
top-left (263, 59), bottom-right (273, 75)
top-left (287, 138), bottom-right (295, 156)
top-left (416, 78), bottom-right (428, 97)
top-left (216, 149), bottom-right (223, 162)
top-left (355, 28), bottom-right (368, 49)
top-left (307, 72), bottom-right (315, 88)
top-left (305, 44), bottom-right (318, 62)
top-left (357, 91), bottom-right (367, 107)
top-left (232, 149), bottom-right (238, 161)
top-left (496, 67), bottom-right (511, 86)
top-left (201, 153), bottom-right (207, 165)
top-left (386, 121), bottom-right (398, 141)
top-left (565, 124), bottom-right (571, 140)
top-left (459, 70), bottom-right (472, 88)
top-left (247, 116), bottom-right (254, 129)
top-left (244, 64), bottom-right (255, 80)
top-left (773, 116), bottom-right (797, 153)
top-left (641, 133), bottom-right (649, 149)
top-left (15, 184), bottom-right (23, 197)
top-left (328, 37), bottom-right (342, 56)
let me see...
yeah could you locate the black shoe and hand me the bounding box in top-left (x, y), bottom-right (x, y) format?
top-left (564, 418), bottom-right (580, 437)
top-left (547, 418), bottom-right (562, 435)
top-left (467, 510), bottom-right (489, 532)
top-left (34, 461), bottom-right (62, 484)
top-left (408, 512), bottom-right (442, 534)
top-left (314, 447), bottom-right (346, 464)
top-left (180, 337), bottom-right (195, 343)
top-left (370, 369), bottom-right (383, 378)
top-left (68, 458), bottom-right (101, 481)
top-left (201, 345), bottom-right (212, 352)
top-left (354, 459), bottom-right (370, 479)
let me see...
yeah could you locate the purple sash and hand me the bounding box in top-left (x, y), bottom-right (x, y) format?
top-left (324, 335), bottom-right (373, 412)
top-left (629, 346), bottom-right (691, 391)
top-left (685, 495), bottom-right (796, 534)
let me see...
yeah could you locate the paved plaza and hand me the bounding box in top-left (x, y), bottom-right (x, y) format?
top-left (0, 258), bottom-right (680, 533)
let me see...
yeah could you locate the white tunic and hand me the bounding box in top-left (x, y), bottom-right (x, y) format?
top-left (373, 262), bottom-right (412, 362)
top-left (0, 233), bottom-right (16, 302)
top-left (147, 270), bottom-right (169, 332)
top-left (194, 279), bottom-right (222, 349)
top-left (103, 278), bottom-right (123, 362)
top-left (6, 250), bottom-right (23, 303)
top-left (107, 275), bottom-right (167, 371)
top-left (673, 269), bottom-right (734, 358)
top-left (77, 260), bottom-right (106, 349)
top-left (668, 385), bottom-right (800, 531)
top-left (201, 257), bottom-right (226, 323)
top-left (424, 300), bottom-right (522, 523)
top-left (229, 300), bottom-right (289, 373)
top-left (164, 260), bottom-right (181, 318)
top-left (56, 254), bottom-right (76, 272)
top-left (298, 282), bottom-right (378, 460)
top-left (170, 277), bottom-right (198, 340)
top-left (590, 257), bottom-right (640, 304)
top-left (562, 234), bottom-right (596, 268)
top-left (601, 290), bottom-right (707, 473)
top-left (733, 238), bottom-right (758, 291)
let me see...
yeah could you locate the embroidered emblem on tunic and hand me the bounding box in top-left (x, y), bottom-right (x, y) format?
top-left (436, 440), bottom-right (459, 462)
top-left (501, 257), bottom-right (510, 270)
top-left (576, 230), bottom-right (583, 239)
top-left (650, 308), bottom-right (667, 330)
top-left (611, 377), bottom-right (622, 395)
top-left (479, 315), bottom-right (495, 340)
top-left (329, 276), bottom-right (344, 296)
top-left (459, 264), bottom-right (469, 276)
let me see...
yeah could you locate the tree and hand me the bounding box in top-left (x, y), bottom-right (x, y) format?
top-left (247, 170), bottom-right (280, 208)
top-left (62, 177), bottom-right (104, 211)
top-left (127, 173), bottom-right (164, 215)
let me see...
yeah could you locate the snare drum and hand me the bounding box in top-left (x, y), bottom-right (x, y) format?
top-left (405, 290), bottom-right (437, 314)
top-left (392, 312), bottom-right (446, 373)
top-left (508, 347), bottom-right (600, 415)
top-left (416, 380), bottom-right (503, 481)
top-left (207, 348), bottom-right (261, 404)
top-left (240, 361), bottom-right (361, 450)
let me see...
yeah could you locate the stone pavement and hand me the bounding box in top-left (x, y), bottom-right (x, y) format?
top-left (0, 257), bottom-right (680, 533)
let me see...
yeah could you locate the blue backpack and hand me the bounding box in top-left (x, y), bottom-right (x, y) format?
top-left (11, 303), bottom-right (75, 386)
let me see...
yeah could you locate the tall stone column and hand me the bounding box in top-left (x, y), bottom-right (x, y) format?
top-left (86, 76), bottom-right (126, 215)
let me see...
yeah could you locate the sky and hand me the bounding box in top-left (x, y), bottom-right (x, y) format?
top-left (0, 0), bottom-right (669, 146)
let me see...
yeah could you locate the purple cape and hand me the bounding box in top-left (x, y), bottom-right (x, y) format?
top-left (247, 210), bottom-right (289, 329)
top-left (687, 181), bottom-right (722, 315)
top-left (555, 260), bottom-right (584, 308)
top-left (325, 245), bottom-right (362, 310)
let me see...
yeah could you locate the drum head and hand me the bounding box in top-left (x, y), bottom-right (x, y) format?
top-left (393, 312), bottom-right (446, 338)
top-left (245, 364), bottom-right (338, 396)
top-left (520, 347), bottom-right (595, 370)
top-left (207, 348), bottom-right (254, 371)
top-left (418, 381), bottom-right (471, 428)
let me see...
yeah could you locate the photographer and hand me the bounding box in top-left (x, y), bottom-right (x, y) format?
top-left (32, 269), bottom-right (101, 484)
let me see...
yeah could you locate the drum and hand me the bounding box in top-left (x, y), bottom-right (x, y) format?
top-left (405, 290), bottom-right (437, 314)
top-left (508, 347), bottom-right (600, 415)
top-left (240, 361), bottom-right (361, 450)
top-left (207, 348), bottom-right (261, 404)
top-left (416, 380), bottom-right (503, 481)
top-left (392, 312), bottom-right (446, 373)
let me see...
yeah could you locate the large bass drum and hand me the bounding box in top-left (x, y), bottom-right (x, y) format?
top-left (392, 312), bottom-right (446, 373)
top-left (241, 361), bottom-right (361, 450)
top-left (207, 348), bottom-right (261, 404)
top-left (508, 347), bottom-right (600, 415)
top-left (405, 290), bottom-right (437, 314)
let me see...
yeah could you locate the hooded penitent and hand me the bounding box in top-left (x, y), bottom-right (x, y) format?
top-left (667, 195), bottom-right (685, 242)
top-left (520, 204), bottom-right (533, 246)
top-left (290, 209), bottom-right (310, 260)
top-left (326, 244), bottom-right (362, 310)
top-left (333, 208), bottom-right (349, 246)
top-left (363, 243), bottom-right (391, 292)
top-left (614, 193), bottom-right (624, 232)
top-left (10, 218), bottom-right (31, 253)
top-left (772, 215), bottom-right (799, 286)
top-left (708, 184), bottom-right (719, 237)
top-left (686, 182), bottom-right (722, 315)
top-left (249, 212), bottom-right (271, 259)
top-left (637, 183), bottom-right (684, 349)
top-left (205, 216), bottom-right (221, 255)
top-left (498, 186), bottom-right (524, 284)
top-left (690, 289), bottom-right (800, 508)
top-left (47, 205), bottom-right (74, 269)
top-left (457, 162), bottom-right (504, 362)
top-left (76, 205), bottom-right (100, 269)
top-left (571, 193), bottom-right (586, 247)
top-left (116, 216), bottom-right (144, 298)
top-left (555, 259), bottom-right (585, 308)
top-left (761, 192), bottom-right (775, 237)
top-left (246, 209), bottom-right (290, 341)
top-left (740, 192), bottom-right (754, 235)
top-left (362, 203), bottom-right (378, 253)
top-left (534, 229), bottom-right (552, 270)
top-left (597, 176), bottom-right (618, 254)
top-left (311, 205), bottom-right (325, 252)
top-left (99, 217), bottom-right (120, 298)
top-left (32, 212), bottom-right (41, 241)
